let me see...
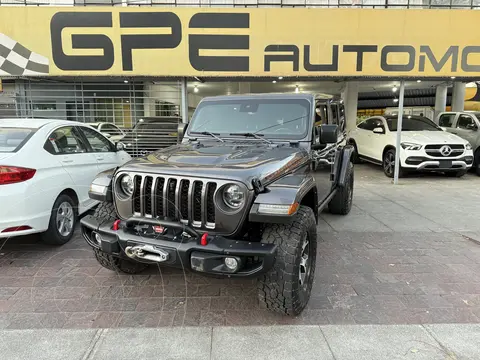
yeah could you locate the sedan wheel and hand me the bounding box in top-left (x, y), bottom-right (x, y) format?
top-left (56, 202), bottom-right (74, 237)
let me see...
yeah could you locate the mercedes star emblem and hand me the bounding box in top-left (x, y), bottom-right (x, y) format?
top-left (440, 145), bottom-right (452, 157)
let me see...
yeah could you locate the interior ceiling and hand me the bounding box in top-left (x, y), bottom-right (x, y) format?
top-left (187, 80), bottom-right (449, 97)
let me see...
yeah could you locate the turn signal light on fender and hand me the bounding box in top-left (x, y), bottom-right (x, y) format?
top-left (0, 166), bottom-right (36, 185)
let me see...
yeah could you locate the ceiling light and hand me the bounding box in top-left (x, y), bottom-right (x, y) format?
top-left (123, 80), bottom-right (129, 84)
top-left (392, 86), bottom-right (397, 92)
top-left (451, 76), bottom-right (456, 79)
top-left (194, 85), bottom-right (199, 93)
top-left (417, 80), bottom-right (421, 83)
top-left (278, 77), bottom-right (283, 80)
top-left (393, 99), bottom-right (399, 103)
top-left (295, 85), bottom-right (299, 93)
top-left (272, 80), bottom-right (277, 84)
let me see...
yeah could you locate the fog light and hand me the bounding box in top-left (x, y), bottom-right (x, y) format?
top-left (224, 257), bottom-right (239, 271)
top-left (94, 232), bottom-right (102, 245)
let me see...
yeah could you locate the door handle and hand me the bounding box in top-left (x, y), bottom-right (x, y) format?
top-left (96, 156), bottom-right (104, 161)
top-left (62, 160), bottom-right (73, 164)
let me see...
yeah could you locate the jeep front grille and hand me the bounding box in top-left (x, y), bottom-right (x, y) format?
top-left (131, 175), bottom-right (217, 229)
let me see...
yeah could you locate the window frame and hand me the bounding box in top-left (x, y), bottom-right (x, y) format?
top-left (43, 126), bottom-right (89, 156)
top-left (456, 114), bottom-right (477, 130)
top-left (102, 123), bottom-right (123, 136)
top-left (438, 113), bottom-right (456, 128)
top-left (77, 125), bottom-right (115, 153)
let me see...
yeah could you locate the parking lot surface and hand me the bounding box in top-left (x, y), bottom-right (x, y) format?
top-left (1, 164), bottom-right (480, 329)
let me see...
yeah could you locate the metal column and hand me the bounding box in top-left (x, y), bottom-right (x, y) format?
top-left (393, 80), bottom-right (405, 185)
top-left (181, 77), bottom-right (189, 124)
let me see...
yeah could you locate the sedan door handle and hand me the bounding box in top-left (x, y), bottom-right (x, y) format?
top-left (62, 159), bottom-right (73, 164)
top-left (96, 156), bottom-right (104, 161)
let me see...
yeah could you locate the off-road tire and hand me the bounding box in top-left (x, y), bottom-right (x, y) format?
top-left (92, 201), bottom-right (148, 274)
top-left (41, 194), bottom-right (77, 246)
top-left (257, 206), bottom-right (317, 316)
top-left (93, 248), bottom-right (148, 274)
top-left (383, 148), bottom-right (405, 178)
top-left (445, 170), bottom-right (467, 178)
top-left (329, 161), bottom-right (354, 215)
top-left (93, 201), bottom-right (117, 222)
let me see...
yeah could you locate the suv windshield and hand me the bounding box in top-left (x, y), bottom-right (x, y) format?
top-left (188, 99), bottom-right (310, 139)
top-left (0, 127), bottom-right (34, 152)
top-left (386, 116), bottom-right (441, 132)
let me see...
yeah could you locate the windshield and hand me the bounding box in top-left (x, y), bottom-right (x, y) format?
top-left (386, 116), bottom-right (441, 132)
top-left (133, 120), bottom-right (178, 132)
top-left (188, 99), bottom-right (311, 139)
top-left (0, 127), bottom-right (34, 152)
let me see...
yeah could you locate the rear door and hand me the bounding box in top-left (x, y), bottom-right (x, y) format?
top-left (44, 126), bottom-right (98, 210)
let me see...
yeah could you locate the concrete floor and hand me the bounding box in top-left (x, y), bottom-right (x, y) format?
top-left (2, 324), bottom-right (480, 360)
top-left (1, 164), bottom-right (480, 328)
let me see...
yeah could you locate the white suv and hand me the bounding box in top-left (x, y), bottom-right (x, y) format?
top-left (348, 115), bottom-right (474, 178)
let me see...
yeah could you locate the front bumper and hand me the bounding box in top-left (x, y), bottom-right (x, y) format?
top-left (403, 155), bottom-right (473, 171)
top-left (80, 215), bottom-right (276, 277)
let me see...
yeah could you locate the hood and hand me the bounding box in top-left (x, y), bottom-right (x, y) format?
top-left (395, 131), bottom-right (468, 145)
top-left (120, 141), bottom-right (310, 186)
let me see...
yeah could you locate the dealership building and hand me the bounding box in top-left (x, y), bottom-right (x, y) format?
top-left (1, 1), bottom-right (480, 140)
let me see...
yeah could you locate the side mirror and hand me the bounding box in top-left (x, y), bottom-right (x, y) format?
top-left (116, 142), bottom-right (125, 151)
top-left (466, 123), bottom-right (477, 131)
top-left (373, 127), bottom-right (385, 134)
top-left (319, 124), bottom-right (338, 144)
top-left (177, 123), bottom-right (188, 140)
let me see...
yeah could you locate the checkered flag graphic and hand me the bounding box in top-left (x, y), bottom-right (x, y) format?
top-left (0, 33), bottom-right (49, 76)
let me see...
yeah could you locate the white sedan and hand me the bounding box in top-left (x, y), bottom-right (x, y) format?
top-left (0, 119), bottom-right (131, 244)
top-left (348, 115), bottom-right (474, 178)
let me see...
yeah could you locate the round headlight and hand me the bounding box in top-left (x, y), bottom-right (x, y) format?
top-left (222, 184), bottom-right (245, 209)
top-left (120, 174), bottom-right (134, 196)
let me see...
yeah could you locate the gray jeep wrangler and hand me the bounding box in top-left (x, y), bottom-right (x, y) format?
top-left (80, 93), bottom-right (354, 315)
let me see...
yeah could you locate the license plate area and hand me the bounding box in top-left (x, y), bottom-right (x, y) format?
top-left (438, 160), bottom-right (452, 168)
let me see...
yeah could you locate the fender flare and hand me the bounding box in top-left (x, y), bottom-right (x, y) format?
top-left (249, 175), bottom-right (316, 224)
top-left (88, 168), bottom-right (117, 203)
top-left (337, 145), bottom-right (354, 188)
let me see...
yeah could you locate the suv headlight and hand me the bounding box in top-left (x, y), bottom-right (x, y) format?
top-left (401, 142), bottom-right (422, 151)
top-left (222, 184), bottom-right (245, 209)
top-left (466, 143), bottom-right (472, 150)
top-left (120, 174), bottom-right (134, 196)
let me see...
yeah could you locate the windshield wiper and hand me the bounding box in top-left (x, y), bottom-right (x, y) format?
top-left (229, 132), bottom-right (272, 144)
top-left (191, 131), bottom-right (224, 142)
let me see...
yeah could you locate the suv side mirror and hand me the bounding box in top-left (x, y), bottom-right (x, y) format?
top-left (466, 123), bottom-right (478, 131)
top-left (319, 124), bottom-right (338, 144)
top-left (373, 127), bottom-right (385, 134)
top-left (116, 142), bottom-right (125, 151)
top-left (177, 123), bottom-right (188, 140)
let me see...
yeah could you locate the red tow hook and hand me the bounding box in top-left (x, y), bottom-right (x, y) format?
top-left (112, 220), bottom-right (121, 231)
top-left (200, 233), bottom-right (208, 246)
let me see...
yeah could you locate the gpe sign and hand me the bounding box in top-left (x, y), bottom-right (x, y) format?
top-left (48, 10), bottom-right (480, 76)
top-left (50, 11), bottom-right (250, 72)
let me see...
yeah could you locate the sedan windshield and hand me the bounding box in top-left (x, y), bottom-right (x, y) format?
top-left (386, 116), bottom-right (441, 132)
top-left (0, 127), bottom-right (34, 152)
top-left (188, 99), bottom-right (310, 139)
